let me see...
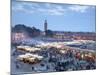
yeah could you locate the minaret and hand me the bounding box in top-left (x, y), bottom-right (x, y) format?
top-left (44, 20), bottom-right (47, 32)
top-left (44, 20), bottom-right (48, 35)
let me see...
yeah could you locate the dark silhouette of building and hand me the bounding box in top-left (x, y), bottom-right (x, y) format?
top-left (44, 20), bottom-right (48, 35)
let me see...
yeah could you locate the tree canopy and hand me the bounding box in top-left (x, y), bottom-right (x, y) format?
top-left (12, 24), bottom-right (41, 37)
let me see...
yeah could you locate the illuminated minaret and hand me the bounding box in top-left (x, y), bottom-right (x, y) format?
top-left (44, 20), bottom-right (48, 35)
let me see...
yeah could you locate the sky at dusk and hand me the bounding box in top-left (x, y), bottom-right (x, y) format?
top-left (12, 1), bottom-right (96, 32)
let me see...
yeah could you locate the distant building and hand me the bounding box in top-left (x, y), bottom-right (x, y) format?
top-left (53, 31), bottom-right (73, 41)
top-left (11, 32), bottom-right (29, 43)
top-left (42, 20), bottom-right (95, 41)
top-left (52, 31), bottom-right (95, 41)
top-left (44, 20), bottom-right (48, 36)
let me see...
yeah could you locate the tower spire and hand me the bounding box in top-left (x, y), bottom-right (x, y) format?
top-left (44, 20), bottom-right (48, 36)
top-left (44, 20), bottom-right (47, 31)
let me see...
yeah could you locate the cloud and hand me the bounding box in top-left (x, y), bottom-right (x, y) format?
top-left (12, 2), bottom-right (67, 15)
top-left (12, 5), bottom-right (34, 14)
top-left (68, 5), bottom-right (90, 13)
top-left (45, 9), bottom-right (65, 15)
top-left (37, 8), bottom-right (66, 16)
top-left (12, 2), bottom-right (39, 14)
top-left (12, 2), bottom-right (94, 15)
top-left (37, 3), bottom-right (67, 15)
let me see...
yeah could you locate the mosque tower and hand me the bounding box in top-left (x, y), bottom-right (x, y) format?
top-left (44, 20), bottom-right (48, 35)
